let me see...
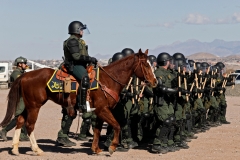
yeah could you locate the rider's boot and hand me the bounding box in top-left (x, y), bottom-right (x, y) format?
top-left (78, 76), bottom-right (95, 113)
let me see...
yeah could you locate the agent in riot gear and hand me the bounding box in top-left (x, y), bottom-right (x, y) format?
top-left (152, 52), bottom-right (189, 153)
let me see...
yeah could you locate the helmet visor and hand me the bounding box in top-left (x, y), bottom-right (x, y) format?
top-left (81, 25), bottom-right (90, 34)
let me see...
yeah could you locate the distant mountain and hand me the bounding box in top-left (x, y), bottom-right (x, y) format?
top-left (149, 39), bottom-right (240, 57)
top-left (187, 52), bottom-right (219, 60)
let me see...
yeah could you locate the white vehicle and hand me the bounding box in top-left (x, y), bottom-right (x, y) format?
top-left (0, 63), bottom-right (10, 89)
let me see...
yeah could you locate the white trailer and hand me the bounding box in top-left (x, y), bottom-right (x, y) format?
top-left (0, 63), bottom-right (10, 89)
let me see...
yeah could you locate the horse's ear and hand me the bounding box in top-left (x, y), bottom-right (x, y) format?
top-left (138, 49), bottom-right (143, 54)
top-left (144, 49), bottom-right (149, 55)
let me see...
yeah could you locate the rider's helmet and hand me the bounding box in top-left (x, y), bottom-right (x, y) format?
top-left (68, 21), bottom-right (90, 35)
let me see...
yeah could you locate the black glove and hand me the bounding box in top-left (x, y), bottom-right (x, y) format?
top-left (91, 57), bottom-right (98, 64)
top-left (126, 92), bottom-right (133, 97)
top-left (178, 87), bottom-right (190, 95)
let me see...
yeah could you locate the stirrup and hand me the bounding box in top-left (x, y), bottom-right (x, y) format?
top-left (86, 101), bottom-right (95, 112)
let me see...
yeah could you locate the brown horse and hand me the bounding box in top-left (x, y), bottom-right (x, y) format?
top-left (0, 49), bottom-right (157, 156)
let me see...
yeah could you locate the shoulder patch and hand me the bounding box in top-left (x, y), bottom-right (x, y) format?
top-left (80, 39), bottom-right (86, 45)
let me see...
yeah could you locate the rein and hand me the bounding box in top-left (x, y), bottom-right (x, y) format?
top-left (97, 63), bottom-right (126, 86)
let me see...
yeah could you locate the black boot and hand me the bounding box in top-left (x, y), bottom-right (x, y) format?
top-left (78, 76), bottom-right (95, 113)
top-left (152, 126), bottom-right (169, 154)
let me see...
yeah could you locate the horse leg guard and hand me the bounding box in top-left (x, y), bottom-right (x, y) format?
top-left (29, 132), bottom-right (43, 156)
top-left (11, 128), bottom-right (21, 155)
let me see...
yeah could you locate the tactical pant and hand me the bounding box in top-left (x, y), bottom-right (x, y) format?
top-left (193, 98), bottom-right (205, 128)
top-left (207, 96), bottom-right (220, 122)
top-left (216, 93), bottom-right (227, 121)
top-left (58, 107), bottom-right (76, 138)
top-left (153, 101), bottom-right (173, 147)
top-left (137, 98), bottom-right (154, 142)
top-left (79, 111), bottom-right (96, 138)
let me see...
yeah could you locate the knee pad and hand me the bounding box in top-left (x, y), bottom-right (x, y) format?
top-left (84, 118), bottom-right (91, 125)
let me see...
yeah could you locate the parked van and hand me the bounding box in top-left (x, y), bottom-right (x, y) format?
top-left (0, 63), bottom-right (10, 88)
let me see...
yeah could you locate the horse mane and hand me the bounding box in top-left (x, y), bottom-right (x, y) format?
top-left (0, 77), bottom-right (21, 127)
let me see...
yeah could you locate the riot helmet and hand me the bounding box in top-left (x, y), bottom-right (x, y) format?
top-left (188, 60), bottom-right (195, 67)
top-left (112, 52), bottom-right (125, 63)
top-left (173, 52), bottom-right (186, 60)
top-left (157, 52), bottom-right (171, 66)
top-left (195, 62), bottom-right (202, 71)
top-left (148, 55), bottom-right (157, 66)
top-left (68, 21), bottom-right (90, 35)
top-left (201, 62), bottom-right (210, 73)
top-left (14, 56), bottom-right (27, 66)
top-left (211, 65), bottom-right (220, 73)
top-left (215, 62), bottom-right (225, 70)
top-left (121, 48), bottom-right (134, 57)
top-left (174, 58), bottom-right (187, 71)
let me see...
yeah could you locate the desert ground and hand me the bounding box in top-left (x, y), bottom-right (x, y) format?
top-left (0, 89), bottom-right (240, 160)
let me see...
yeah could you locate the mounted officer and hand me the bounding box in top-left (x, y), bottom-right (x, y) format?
top-left (63, 20), bottom-right (98, 113)
top-left (0, 57), bottom-right (29, 141)
top-left (56, 21), bottom-right (97, 146)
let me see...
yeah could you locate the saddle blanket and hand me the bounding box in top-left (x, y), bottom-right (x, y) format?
top-left (47, 68), bottom-right (99, 92)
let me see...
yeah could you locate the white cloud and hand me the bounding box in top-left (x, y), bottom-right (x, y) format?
top-left (184, 13), bottom-right (210, 24)
top-left (232, 12), bottom-right (240, 23)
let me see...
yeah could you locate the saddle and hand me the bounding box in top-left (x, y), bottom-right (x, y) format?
top-left (56, 64), bottom-right (95, 83)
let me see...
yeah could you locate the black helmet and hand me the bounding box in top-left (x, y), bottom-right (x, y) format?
top-left (215, 62), bottom-right (225, 70)
top-left (121, 48), bottom-right (134, 57)
top-left (157, 52), bottom-right (171, 66)
top-left (188, 60), bottom-right (195, 67)
top-left (195, 62), bottom-right (201, 70)
top-left (211, 65), bottom-right (220, 73)
top-left (148, 55), bottom-right (157, 65)
top-left (68, 21), bottom-right (89, 34)
top-left (201, 62), bottom-right (210, 68)
top-left (112, 52), bottom-right (125, 63)
top-left (174, 58), bottom-right (187, 71)
top-left (173, 52), bottom-right (185, 60)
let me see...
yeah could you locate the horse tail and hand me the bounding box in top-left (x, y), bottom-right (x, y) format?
top-left (0, 77), bottom-right (21, 127)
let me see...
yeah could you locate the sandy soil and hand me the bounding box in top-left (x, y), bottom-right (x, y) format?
top-left (0, 89), bottom-right (240, 160)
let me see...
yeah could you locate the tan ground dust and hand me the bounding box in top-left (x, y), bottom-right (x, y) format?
top-left (0, 89), bottom-right (240, 160)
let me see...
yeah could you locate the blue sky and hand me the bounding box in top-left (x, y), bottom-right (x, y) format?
top-left (0, 0), bottom-right (240, 60)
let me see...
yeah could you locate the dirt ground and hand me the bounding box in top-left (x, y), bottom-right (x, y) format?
top-left (0, 89), bottom-right (240, 160)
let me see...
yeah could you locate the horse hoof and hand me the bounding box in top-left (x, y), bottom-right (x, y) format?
top-left (108, 147), bottom-right (114, 155)
top-left (33, 148), bottom-right (44, 156)
top-left (11, 149), bottom-right (19, 156)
